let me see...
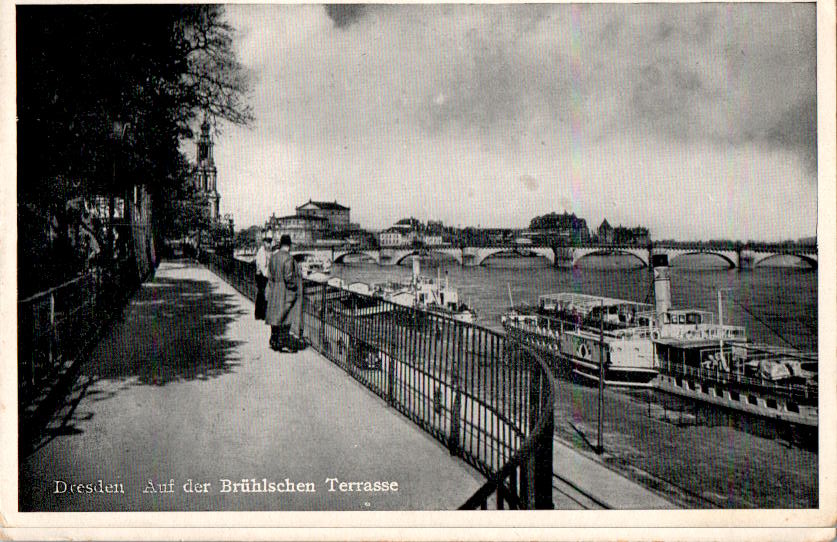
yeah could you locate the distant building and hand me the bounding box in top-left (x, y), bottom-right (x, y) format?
top-left (530, 212), bottom-right (589, 243)
top-left (426, 220), bottom-right (444, 235)
top-left (262, 213), bottom-right (329, 246)
top-left (613, 226), bottom-right (650, 246)
top-left (423, 235), bottom-right (443, 246)
top-left (296, 200), bottom-right (350, 231)
top-left (193, 118), bottom-right (220, 222)
top-left (393, 217), bottom-right (422, 231)
top-left (379, 227), bottom-right (416, 247)
top-left (349, 229), bottom-right (377, 248)
top-left (597, 219), bottom-right (614, 244)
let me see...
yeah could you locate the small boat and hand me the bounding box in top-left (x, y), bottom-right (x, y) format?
top-left (296, 253), bottom-right (332, 278)
top-left (376, 258), bottom-right (477, 324)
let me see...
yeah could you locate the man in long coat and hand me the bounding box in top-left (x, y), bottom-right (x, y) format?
top-left (265, 234), bottom-right (300, 351)
top-left (253, 234), bottom-right (272, 320)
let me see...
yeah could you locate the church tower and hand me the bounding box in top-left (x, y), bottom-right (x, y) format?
top-left (194, 117), bottom-right (220, 222)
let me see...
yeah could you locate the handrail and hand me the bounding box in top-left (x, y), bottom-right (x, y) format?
top-left (200, 251), bottom-right (556, 509)
top-left (459, 344), bottom-right (556, 509)
top-left (18, 271), bottom-right (98, 305)
top-left (18, 255), bottom-right (152, 423)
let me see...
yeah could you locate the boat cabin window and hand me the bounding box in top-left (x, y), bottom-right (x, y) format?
top-left (678, 314), bottom-right (686, 324)
top-left (686, 313), bottom-right (698, 324)
top-left (663, 313), bottom-right (670, 324)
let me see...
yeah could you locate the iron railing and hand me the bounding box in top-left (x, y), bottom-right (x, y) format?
top-left (18, 256), bottom-right (147, 414)
top-left (200, 251), bottom-right (556, 509)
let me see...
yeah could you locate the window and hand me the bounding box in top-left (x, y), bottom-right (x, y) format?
top-left (747, 395), bottom-right (759, 405)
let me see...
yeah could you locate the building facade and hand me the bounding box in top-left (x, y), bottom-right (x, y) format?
top-left (379, 227), bottom-right (416, 247)
top-left (613, 226), bottom-right (650, 246)
top-left (296, 200), bottom-right (350, 231)
top-left (193, 118), bottom-right (220, 222)
top-left (597, 219), bottom-right (615, 244)
top-left (262, 214), bottom-right (329, 246)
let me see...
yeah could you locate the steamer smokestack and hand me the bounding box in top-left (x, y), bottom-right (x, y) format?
top-left (412, 255), bottom-right (420, 283)
top-left (652, 254), bottom-right (672, 316)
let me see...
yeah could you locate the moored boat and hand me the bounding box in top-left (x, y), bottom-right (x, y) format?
top-left (375, 258), bottom-right (477, 323)
top-left (502, 293), bottom-right (659, 386)
top-left (502, 254), bottom-right (818, 428)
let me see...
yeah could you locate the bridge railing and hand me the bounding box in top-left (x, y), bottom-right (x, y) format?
top-left (200, 251), bottom-right (556, 509)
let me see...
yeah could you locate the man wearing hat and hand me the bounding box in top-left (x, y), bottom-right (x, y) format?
top-left (265, 234), bottom-right (300, 352)
top-left (254, 232), bottom-right (272, 320)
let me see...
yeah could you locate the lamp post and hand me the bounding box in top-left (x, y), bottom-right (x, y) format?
top-left (597, 298), bottom-right (605, 455)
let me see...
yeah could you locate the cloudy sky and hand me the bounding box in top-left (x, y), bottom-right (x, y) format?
top-left (210, 3), bottom-right (817, 241)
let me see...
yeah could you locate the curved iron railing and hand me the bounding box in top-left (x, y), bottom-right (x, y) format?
top-left (200, 251), bottom-right (555, 509)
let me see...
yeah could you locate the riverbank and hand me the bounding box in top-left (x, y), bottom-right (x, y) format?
top-left (550, 375), bottom-right (817, 508)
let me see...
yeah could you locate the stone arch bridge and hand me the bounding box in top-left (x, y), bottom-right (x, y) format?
top-left (288, 244), bottom-right (817, 270)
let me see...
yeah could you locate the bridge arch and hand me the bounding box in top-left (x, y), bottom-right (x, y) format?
top-left (473, 247), bottom-right (556, 266)
top-left (753, 252), bottom-right (818, 269)
top-left (475, 248), bottom-right (521, 266)
top-left (393, 250), bottom-right (421, 265)
top-left (427, 248), bottom-right (463, 264)
top-left (332, 249), bottom-right (380, 264)
top-left (668, 250), bottom-right (738, 270)
top-left (572, 248), bottom-right (649, 268)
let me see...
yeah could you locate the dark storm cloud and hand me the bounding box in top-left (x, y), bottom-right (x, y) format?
top-left (324, 4), bottom-right (366, 29)
top-left (223, 4), bottom-right (817, 239)
top-left (767, 97), bottom-right (817, 172)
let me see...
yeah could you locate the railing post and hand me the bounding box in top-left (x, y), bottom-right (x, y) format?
top-left (525, 359), bottom-right (539, 508)
top-left (319, 282), bottom-right (327, 348)
top-left (387, 345), bottom-right (395, 406)
top-left (534, 374), bottom-right (555, 510)
top-left (447, 324), bottom-right (462, 456)
top-left (48, 292), bottom-right (55, 372)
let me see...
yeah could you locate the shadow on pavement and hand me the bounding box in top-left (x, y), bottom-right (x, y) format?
top-left (21, 266), bottom-right (244, 459)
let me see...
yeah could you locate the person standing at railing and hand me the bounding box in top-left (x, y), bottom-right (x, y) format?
top-left (265, 234), bottom-right (300, 352)
top-left (254, 234), bottom-right (272, 321)
top-left (287, 261), bottom-right (305, 351)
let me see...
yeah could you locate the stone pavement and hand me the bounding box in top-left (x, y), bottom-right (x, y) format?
top-left (19, 261), bottom-right (483, 511)
top-left (552, 438), bottom-right (676, 509)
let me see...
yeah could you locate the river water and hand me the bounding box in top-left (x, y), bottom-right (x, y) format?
top-left (330, 253), bottom-right (820, 508)
top-left (329, 254), bottom-right (818, 352)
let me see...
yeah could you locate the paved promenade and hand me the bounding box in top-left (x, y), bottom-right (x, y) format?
top-left (19, 261), bottom-right (483, 511)
top-left (19, 260), bottom-right (677, 511)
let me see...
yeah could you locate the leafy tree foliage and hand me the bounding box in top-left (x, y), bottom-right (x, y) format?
top-left (17, 5), bottom-right (252, 292)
